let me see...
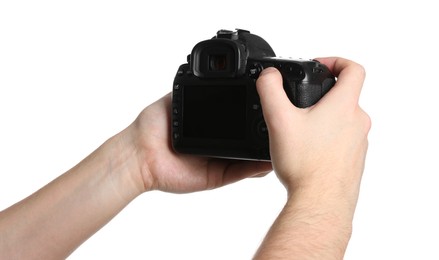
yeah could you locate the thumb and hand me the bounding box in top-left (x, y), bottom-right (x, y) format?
top-left (256, 67), bottom-right (297, 129)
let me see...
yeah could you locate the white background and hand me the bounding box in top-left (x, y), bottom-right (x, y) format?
top-left (1, 1), bottom-right (438, 259)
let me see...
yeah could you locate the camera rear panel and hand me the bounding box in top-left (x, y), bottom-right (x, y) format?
top-left (172, 64), bottom-right (271, 161)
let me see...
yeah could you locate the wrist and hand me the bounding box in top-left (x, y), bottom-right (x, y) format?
top-left (286, 168), bottom-right (362, 212)
top-left (255, 182), bottom-right (355, 259)
top-left (281, 189), bottom-right (355, 257)
top-left (104, 126), bottom-right (148, 197)
top-left (286, 181), bottom-right (357, 238)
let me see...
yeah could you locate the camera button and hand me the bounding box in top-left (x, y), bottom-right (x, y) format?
top-left (177, 70), bottom-right (184, 76)
top-left (257, 120), bottom-right (269, 137)
top-left (173, 84), bottom-right (181, 90)
top-left (249, 63), bottom-right (263, 78)
top-left (312, 67), bottom-right (323, 73)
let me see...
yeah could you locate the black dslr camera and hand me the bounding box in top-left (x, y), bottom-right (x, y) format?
top-left (171, 29), bottom-right (335, 161)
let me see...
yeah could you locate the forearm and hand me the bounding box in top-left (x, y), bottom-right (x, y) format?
top-left (0, 126), bottom-right (144, 259)
top-left (254, 183), bottom-right (358, 260)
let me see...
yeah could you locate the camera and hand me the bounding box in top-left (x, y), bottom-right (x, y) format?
top-left (171, 29), bottom-right (336, 161)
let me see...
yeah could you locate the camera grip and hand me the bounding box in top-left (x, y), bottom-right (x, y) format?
top-left (283, 77), bottom-right (335, 108)
top-left (279, 61), bottom-right (336, 108)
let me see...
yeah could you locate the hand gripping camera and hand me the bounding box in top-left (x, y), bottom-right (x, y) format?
top-left (171, 29), bottom-right (335, 161)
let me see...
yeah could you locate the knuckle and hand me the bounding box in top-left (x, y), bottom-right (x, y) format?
top-left (359, 108), bottom-right (372, 133)
top-left (354, 63), bottom-right (366, 80)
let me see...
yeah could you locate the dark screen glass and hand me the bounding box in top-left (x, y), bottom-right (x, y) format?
top-left (183, 85), bottom-right (246, 140)
top-left (209, 54), bottom-right (227, 71)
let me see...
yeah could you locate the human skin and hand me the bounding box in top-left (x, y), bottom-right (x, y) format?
top-left (0, 57), bottom-right (370, 260)
top-left (254, 57), bottom-right (370, 259)
top-left (0, 92), bottom-right (272, 259)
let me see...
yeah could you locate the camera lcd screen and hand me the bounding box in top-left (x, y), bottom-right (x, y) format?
top-left (183, 85), bottom-right (246, 140)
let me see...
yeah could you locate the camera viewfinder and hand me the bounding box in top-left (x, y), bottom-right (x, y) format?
top-left (209, 54), bottom-right (227, 71)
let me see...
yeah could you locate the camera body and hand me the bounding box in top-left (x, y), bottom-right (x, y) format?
top-left (171, 29), bottom-right (335, 161)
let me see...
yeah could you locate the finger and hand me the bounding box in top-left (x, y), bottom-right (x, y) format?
top-left (314, 57), bottom-right (366, 105)
top-left (256, 67), bottom-right (300, 130)
top-left (251, 171), bottom-right (272, 178)
top-left (220, 161), bottom-right (273, 187)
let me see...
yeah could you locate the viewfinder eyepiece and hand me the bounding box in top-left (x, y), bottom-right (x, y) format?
top-left (190, 39), bottom-right (246, 78)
